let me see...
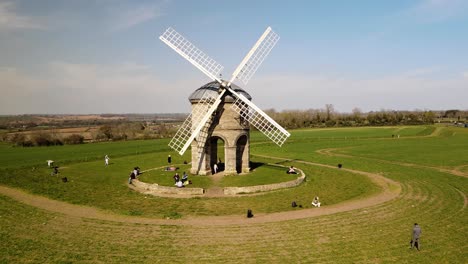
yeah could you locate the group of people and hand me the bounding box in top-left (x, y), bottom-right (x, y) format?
top-left (46, 160), bottom-right (59, 175)
top-left (173, 172), bottom-right (190, 188)
top-left (128, 166), bottom-right (140, 184)
top-left (50, 166), bottom-right (59, 176)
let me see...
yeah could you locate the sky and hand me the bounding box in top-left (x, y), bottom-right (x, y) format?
top-left (0, 0), bottom-right (467, 115)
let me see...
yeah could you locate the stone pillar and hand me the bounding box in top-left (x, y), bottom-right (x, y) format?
top-left (240, 136), bottom-right (250, 173)
top-left (190, 140), bottom-right (211, 175)
top-left (224, 145), bottom-right (237, 174)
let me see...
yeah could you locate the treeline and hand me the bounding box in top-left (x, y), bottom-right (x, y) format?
top-left (1, 108), bottom-right (467, 147)
top-left (265, 106), bottom-right (468, 129)
top-left (1, 122), bottom-right (177, 147)
top-left (6, 132), bottom-right (84, 147)
top-left (0, 113), bottom-right (187, 130)
top-left (91, 123), bottom-right (175, 141)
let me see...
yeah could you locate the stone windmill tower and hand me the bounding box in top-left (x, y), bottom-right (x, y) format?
top-left (187, 82), bottom-right (252, 175)
top-left (160, 26), bottom-right (290, 175)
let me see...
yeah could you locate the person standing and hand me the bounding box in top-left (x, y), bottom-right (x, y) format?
top-left (213, 163), bottom-right (218, 174)
top-left (168, 155), bottom-right (172, 164)
top-left (105, 155), bottom-right (110, 166)
top-left (410, 223), bottom-right (422, 250)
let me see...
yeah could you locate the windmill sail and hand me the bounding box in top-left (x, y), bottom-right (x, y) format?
top-left (229, 88), bottom-right (290, 146)
top-left (161, 27), bottom-right (227, 155)
top-left (160, 27), bottom-right (224, 83)
top-left (168, 89), bottom-right (225, 155)
top-left (228, 27), bottom-right (280, 87)
top-left (226, 27), bottom-right (288, 146)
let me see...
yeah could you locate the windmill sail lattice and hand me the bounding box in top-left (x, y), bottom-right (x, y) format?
top-left (229, 27), bottom-right (280, 86)
top-left (168, 89), bottom-right (222, 155)
top-left (159, 27), bottom-right (223, 82)
top-left (230, 91), bottom-right (290, 146)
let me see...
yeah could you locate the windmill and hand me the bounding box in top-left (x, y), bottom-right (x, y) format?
top-left (159, 26), bottom-right (290, 175)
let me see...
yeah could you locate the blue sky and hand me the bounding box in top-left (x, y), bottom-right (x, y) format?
top-left (1, 0), bottom-right (467, 114)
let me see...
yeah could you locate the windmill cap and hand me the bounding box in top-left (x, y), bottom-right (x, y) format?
top-left (188, 81), bottom-right (252, 103)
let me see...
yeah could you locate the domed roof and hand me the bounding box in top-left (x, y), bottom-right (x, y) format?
top-left (188, 81), bottom-right (252, 103)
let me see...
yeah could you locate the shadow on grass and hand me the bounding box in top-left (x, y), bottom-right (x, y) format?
top-left (249, 162), bottom-right (265, 170)
top-left (274, 159), bottom-right (298, 165)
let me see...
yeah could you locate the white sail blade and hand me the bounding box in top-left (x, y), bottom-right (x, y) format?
top-left (168, 89), bottom-right (226, 155)
top-left (229, 88), bottom-right (290, 146)
top-left (228, 27), bottom-right (279, 86)
top-left (160, 27), bottom-right (223, 83)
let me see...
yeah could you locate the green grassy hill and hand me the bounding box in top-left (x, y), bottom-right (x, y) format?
top-left (0, 125), bottom-right (466, 263)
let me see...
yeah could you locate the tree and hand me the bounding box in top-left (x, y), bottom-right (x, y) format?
top-left (325, 104), bottom-right (334, 121)
top-left (63, 134), bottom-right (85, 144)
top-left (99, 125), bottom-right (113, 140)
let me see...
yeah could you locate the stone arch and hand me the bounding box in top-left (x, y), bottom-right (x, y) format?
top-left (210, 135), bottom-right (226, 173)
top-left (235, 134), bottom-right (249, 173)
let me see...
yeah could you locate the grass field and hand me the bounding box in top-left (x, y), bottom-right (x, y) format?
top-left (0, 125), bottom-right (467, 263)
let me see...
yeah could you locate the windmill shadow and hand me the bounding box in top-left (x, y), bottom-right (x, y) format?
top-left (249, 162), bottom-right (265, 171)
top-left (275, 159), bottom-right (297, 165)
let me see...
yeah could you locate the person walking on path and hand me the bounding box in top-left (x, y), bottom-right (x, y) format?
top-left (105, 155), bottom-right (110, 166)
top-left (410, 223), bottom-right (422, 250)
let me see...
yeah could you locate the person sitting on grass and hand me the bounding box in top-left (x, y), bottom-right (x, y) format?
top-left (181, 172), bottom-right (188, 183)
top-left (311, 196), bottom-right (321, 207)
top-left (176, 180), bottom-right (184, 188)
top-left (128, 172), bottom-right (136, 184)
top-left (133, 167), bottom-right (140, 178)
top-left (173, 173), bottom-right (180, 183)
top-left (51, 166), bottom-right (59, 176)
top-left (287, 166), bottom-right (297, 174)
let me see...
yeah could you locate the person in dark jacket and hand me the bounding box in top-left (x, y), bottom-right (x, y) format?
top-left (410, 223), bottom-right (422, 250)
top-left (173, 173), bottom-right (180, 183)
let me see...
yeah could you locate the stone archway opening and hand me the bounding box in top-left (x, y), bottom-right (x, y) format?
top-left (236, 135), bottom-right (249, 174)
top-left (210, 136), bottom-right (225, 174)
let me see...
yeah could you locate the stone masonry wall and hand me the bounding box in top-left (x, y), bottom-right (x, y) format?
top-left (132, 180), bottom-right (204, 195)
top-left (223, 167), bottom-right (306, 195)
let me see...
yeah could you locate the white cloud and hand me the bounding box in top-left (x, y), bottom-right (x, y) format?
top-left (0, 1), bottom-right (45, 31)
top-left (110, 3), bottom-right (163, 31)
